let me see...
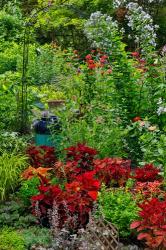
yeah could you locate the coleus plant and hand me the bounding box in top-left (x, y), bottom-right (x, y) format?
top-left (31, 177), bottom-right (63, 225)
top-left (65, 143), bottom-right (97, 170)
top-left (64, 171), bottom-right (100, 226)
top-left (26, 145), bottom-right (56, 167)
top-left (21, 166), bottom-right (53, 180)
top-left (133, 164), bottom-right (161, 182)
top-left (54, 143), bottom-right (98, 181)
top-left (93, 158), bottom-right (131, 187)
top-left (133, 181), bottom-right (164, 202)
top-left (130, 198), bottom-right (166, 249)
top-left (31, 171), bottom-right (100, 229)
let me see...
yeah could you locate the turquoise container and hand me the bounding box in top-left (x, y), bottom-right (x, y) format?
top-left (35, 133), bottom-right (63, 148)
top-left (35, 134), bottom-right (54, 147)
top-left (34, 115), bottom-right (62, 148)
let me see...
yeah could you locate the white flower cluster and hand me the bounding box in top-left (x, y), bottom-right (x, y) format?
top-left (84, 11), bottom-right (120, 49)
top-left (113, 0), bottom-right (127, 8)
top-left (157, 98), bottom-right (166, 116)
top-left (113, 0), bottom-right (164, 8)
top-left (126, 2), bottom-right (158, 54)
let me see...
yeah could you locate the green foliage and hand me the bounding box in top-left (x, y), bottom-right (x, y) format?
top-left (59, 113), bottom-right (126, 158)
top-left (27, 44), bottom-right (58, 85)
top-left (0, 10), bottom-right (22, 41)
top-left (98, 187), bottom-right (139, 238)
top-left (0, 132), bottom-right (28, 154)
top-left (0, 152), bottom-right (28, 201)
top-left (18, 177), bottom-right (40, 206)
top-left (21, 226), bottom-right (53, 249)
top-left (0, 198), bottom-right (37, 229)
top-left (0, 43), bottom-right (20, 74)
top-left (0, 227), bottom-right (25, 250)
top-left (124, 121), bottom-right (166, 171)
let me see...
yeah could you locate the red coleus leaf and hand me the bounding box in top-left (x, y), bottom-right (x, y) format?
top-left (134, 164), bottom-right (160, 182)
top-left (130, 221), bottom-right (141, 229)
top-left (31, 194), bottom-right (45, 201)
top-left (148, 236), bottom-right (164, 248)
top-left (87, 191), bottom-right (98, 200)
top-left (38, 185), bottom-right (50, 192)
top-left (94, 157), bottom-right (131, 187)
top-left (155, 230), bottom-right (166, 236)
top-left (137, 233), bottom-right (151, 240)
top-left (26, 145), bottom-right (56, 167)
top-left (66, 181), bottom-right (81, 192)
top-left (132, 198), bottom-right (166, 249)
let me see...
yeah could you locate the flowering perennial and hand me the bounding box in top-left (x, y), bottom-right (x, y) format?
top-left (126, 2), bottom-right (158, 54)
top-left (84, 12), bottom-right (120, 50)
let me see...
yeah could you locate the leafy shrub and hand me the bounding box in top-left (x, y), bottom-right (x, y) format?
top-left (31, 171), bottom-right (100, 229)
top-left (0, 227), bottom-right (25, 250)
top-left (133, 181), bottom-right (165, 202)
top-left (0, 198), bottom-right (37, 229)
top-left (21, 166), bottom-right (53, 180)
top-left (55, 143), bottom-right (98, 180)
top-left (18, 177), bottom-right (40, 206)
top-left (0, 11), bottom-right (22, 41)
top-left (99, 187), bottom-right (139, 238)
top-left (0, 71), bottom-right (21, 130)
top-left (26, 145), bottom-right (56, 167)
top-left (94, 158), bottom-right (131, 187)
top-left (64, 171), bottom-right (100, 227)
top-left (21, 227), bottom-right (53, 249)
top-left (130, 198), bottom-right (166, 249)
top-left (0, 43), bottom-right (20, 73)
top-left (0, 152), bottom-right (27, 201)
top-left (66, 143), bottom-right (97, 170)
top-left (0, 132), bottom-right (27, 154)
top-left (133, 164), bottom-right (161, 182)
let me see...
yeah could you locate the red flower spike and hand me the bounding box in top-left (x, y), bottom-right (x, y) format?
top-left (131, 52), bottom-right (140, 57)
top-left (85, 54), bottom-right (92, 60)
top-left (132, 116), bottom-right (142, 122)
top-left (88, 63), bottom-right (96, 69)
